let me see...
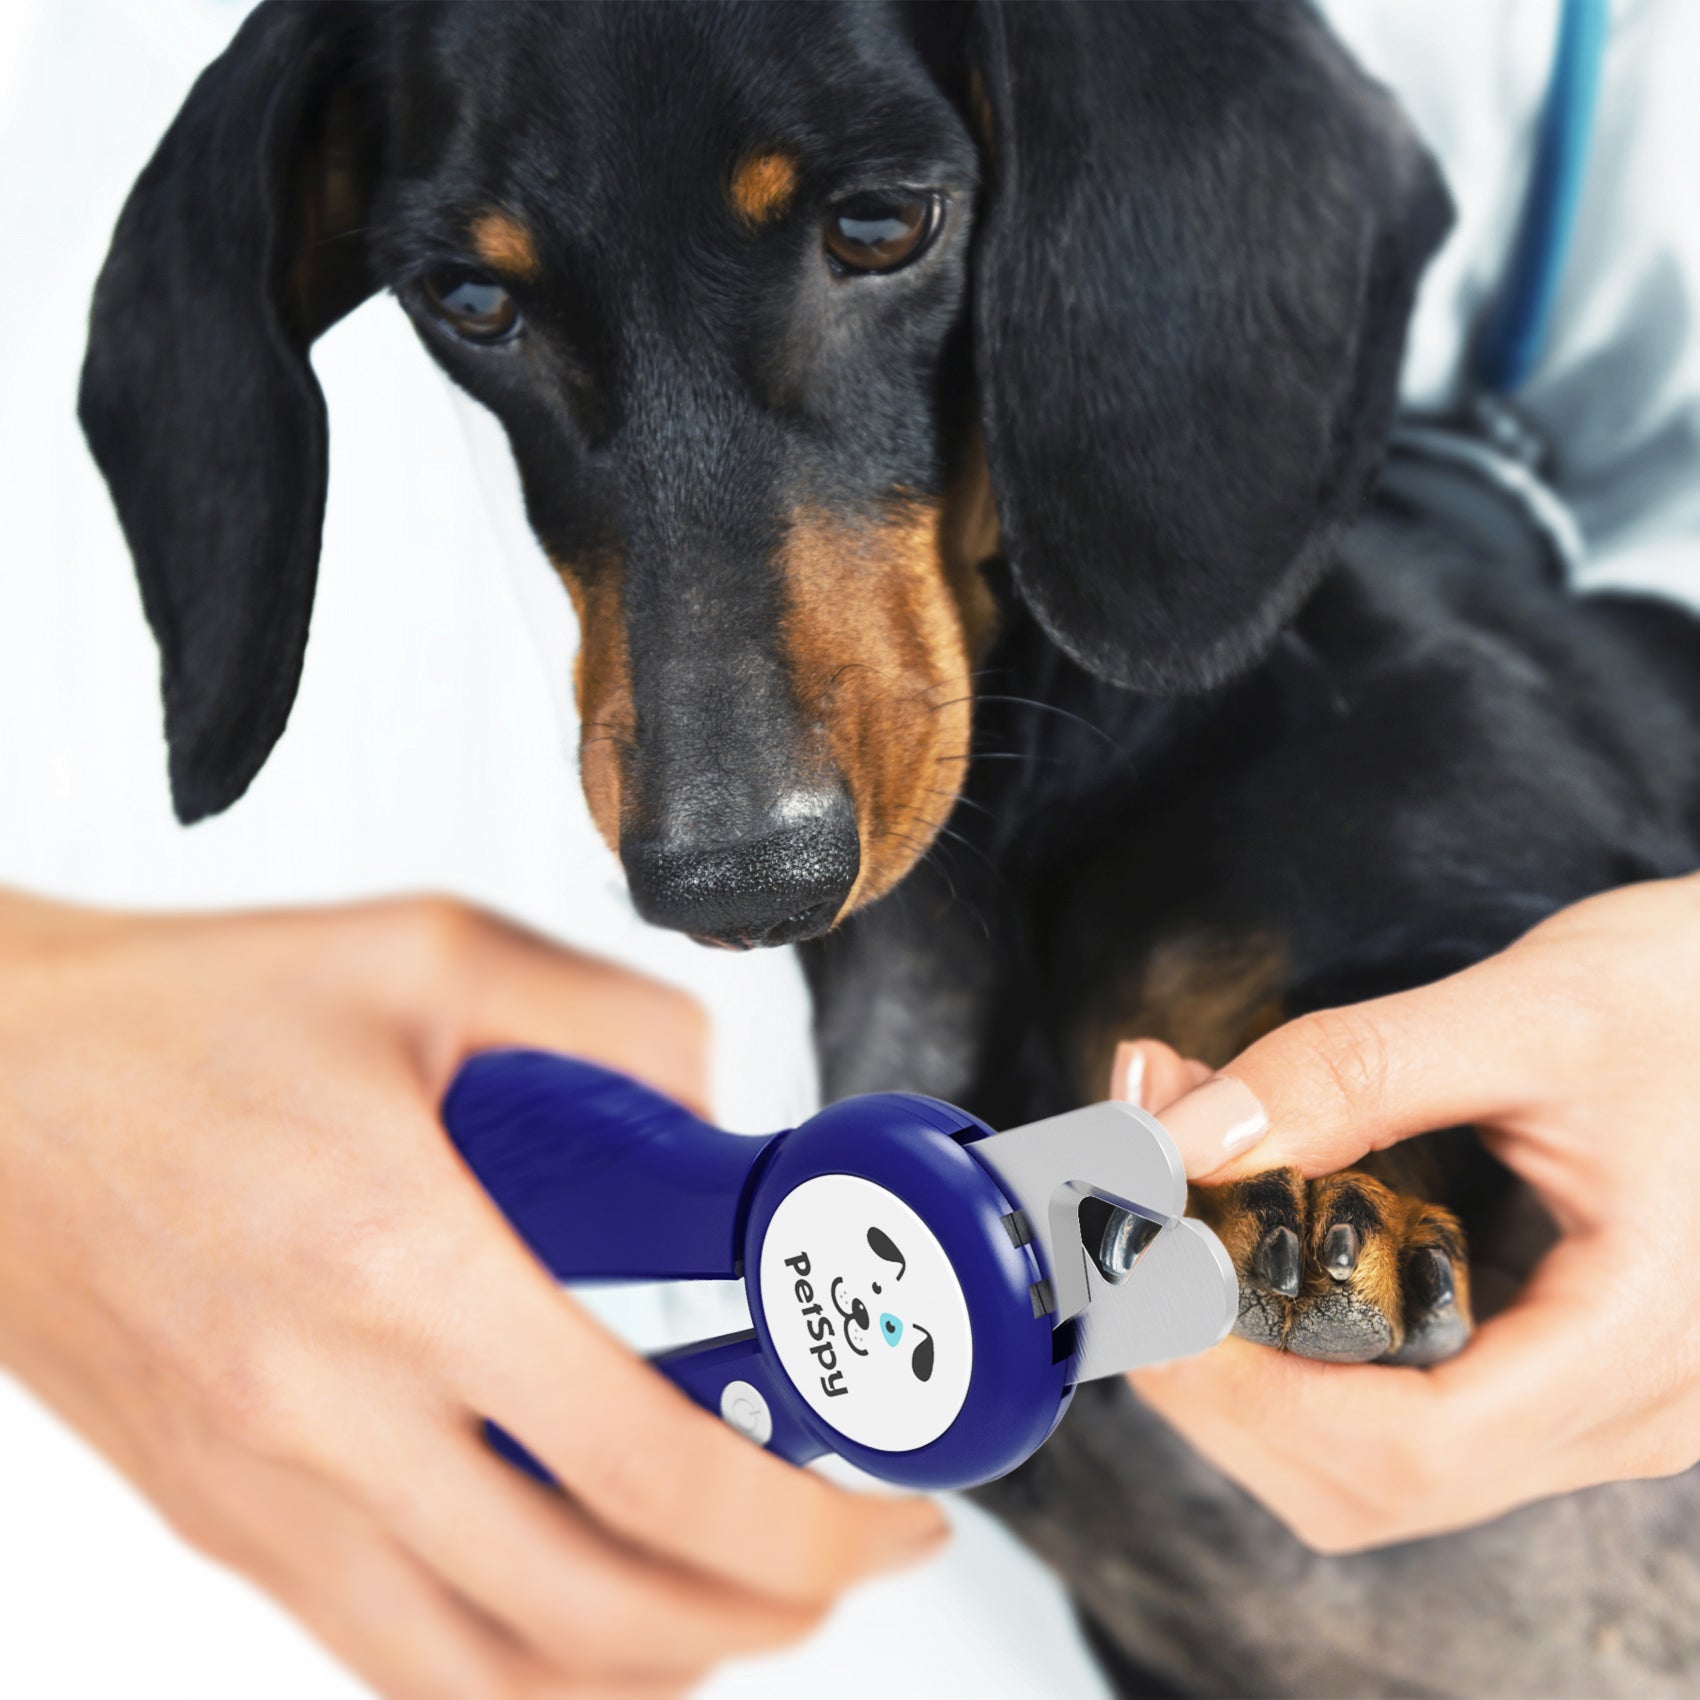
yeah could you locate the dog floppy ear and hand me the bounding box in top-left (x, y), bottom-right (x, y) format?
top-left (79, 1), bottom-right (383, 822)
top-left (969, 1), bottom-right (1451, 693)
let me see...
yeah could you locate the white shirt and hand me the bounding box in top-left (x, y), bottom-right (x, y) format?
top-left (1323, 0), bottom-right (1700, 609)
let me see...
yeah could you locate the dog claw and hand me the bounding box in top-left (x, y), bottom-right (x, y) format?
top-left (1385, 1245), bottom-right (1469, 1366)
top-left (1322, 1223), bottom-right (1360, 1281)
top-left (1251, 1224), bottom-right (1301, 1298)
top-left (1408, 1245), bottom-right (1456, 1312)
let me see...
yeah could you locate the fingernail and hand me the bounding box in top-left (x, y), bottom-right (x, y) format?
top-left (908, 1513), bottom-right (950, 1551)
top-left (889, 1496), bottom-right (946, 1535)
top-left (875, 1504), bottom-right (949, 1568)
top-left (1159, 1075), bottom-right (1268, 1175)
top-left (1111, 1040), bottom-right (1146, 1108)
top-left (902, 1512), bottom-right (951, 1559)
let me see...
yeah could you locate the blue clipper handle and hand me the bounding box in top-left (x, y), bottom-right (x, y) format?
top-left (444, 1049), bottom-right (778, 1282)
top-left (444, 1050), bottom-right (829, 1473)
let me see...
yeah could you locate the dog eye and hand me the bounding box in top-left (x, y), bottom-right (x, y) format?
top-left (824, 193), bottom-right (940, 274)
top-left (422, 267), bottom-right (521, 344)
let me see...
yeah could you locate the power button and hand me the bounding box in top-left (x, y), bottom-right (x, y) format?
top-left (719, 1380), bottom-right (774, 1447)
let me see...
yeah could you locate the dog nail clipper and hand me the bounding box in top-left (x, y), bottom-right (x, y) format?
top-left (444, 1051), bottom-right (1238, 1491)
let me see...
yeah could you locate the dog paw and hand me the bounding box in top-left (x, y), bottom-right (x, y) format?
top-left (1189, 1168), bottom-right (1472, 1365)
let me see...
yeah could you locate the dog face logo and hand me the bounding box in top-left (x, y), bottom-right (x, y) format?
top-left (757, 1175), bottom-right (972, 1452)
top-left (829, 1225), bottom-right (935, 1385)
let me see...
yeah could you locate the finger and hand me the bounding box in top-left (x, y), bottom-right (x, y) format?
top-left (529, 1686), bottom-right (691, 1700)
top-left (449, 1271), bottom-right (946, 1607)
top-left (1178, 954), bottom-right (1567, 1183)
top-left (1154, 1073), bottom-right (1270, 1178)
top-left (1131, 1338), bottom-right (1433, 1549)
top-left (15, 1327), bottom-right (563, 1699)
top-left (177, 1443), bottom-right (560, 1700)
top-left (531, 1686), bottom-right (691, 1700)
top-left (1107, 1038), bottom-right (1210, 1113)
top-left (292, 1523), bottom-right (697, 1700)
top-left (1423, 1228), bottom-right (1681, 1476)
top-left (282, 1522), bottom-right (549, 1700)
top-left (1131, 1237), bottom-right (1637, 1548)
top-left (454, 914), bottom-right (710, 1114)
top-left (246, 1499), bottom-right (696, 1700)
top-left (368, 900), bottom-right (710, 1114)
top-left (258, 1480), bottom-right (697, 1700)
top-left (371, 1418), bottom-right (829, 1678)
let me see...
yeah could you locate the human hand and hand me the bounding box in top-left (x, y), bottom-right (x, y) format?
top-left (0, 892), bottom-right (945, 1698)
top-left (1109, 874), bottom-right (1700, 1553)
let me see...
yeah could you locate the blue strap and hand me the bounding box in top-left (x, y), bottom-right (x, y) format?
top-left (1473, 0), bottom-right (1610, 395)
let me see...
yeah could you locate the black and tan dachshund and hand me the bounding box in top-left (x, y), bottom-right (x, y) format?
top-left (79, 3), bottom-right (1700, 1693)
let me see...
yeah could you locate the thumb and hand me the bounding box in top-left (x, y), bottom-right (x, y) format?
top-left (1164, 954), bottom-right (1541, 1183)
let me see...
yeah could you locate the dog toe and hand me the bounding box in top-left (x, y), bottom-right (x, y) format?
top-left (1286, 1289), bottom-right (1396, 1362)
top-left (1320, 1221), bottom-right (1360, 1281)
top-left (1384, 1227), bottom-right (1472, 1367)
top-left (1189, 1168), bottom-right (1305, 1348)
top-left (1190, 1166), bottom-right (1473, 1365)
top-left (1251, 1223), bottom-right (1302, 1298)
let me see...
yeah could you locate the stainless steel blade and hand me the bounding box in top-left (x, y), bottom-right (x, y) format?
top-left (970, 1101), bottom-right (1239, 1381)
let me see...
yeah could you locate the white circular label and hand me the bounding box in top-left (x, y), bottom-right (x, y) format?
top-left (757, 1175), bottom-right (972, 1452)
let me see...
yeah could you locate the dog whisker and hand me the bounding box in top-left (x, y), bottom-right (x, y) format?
top-left (878, 826), bottom-right (969, 910)
top-left (934, 829), bottom-right (1012, 901)
top-left (927, 787), bottom-right (996, 820)
top-left (889, 804), bottom-right (949, 835)
top-left (306, 221), bottom-right (382, 253)
top-left (827, 661), bottom-right (885, 689)
top-left (941, 749), bottom-right (1060, 766)
top-left (972, 694), bottom-right (1125, 753)
top-left (893, 809), bottom-right (1008, 891)
top-left (916, 669), bottom-right (995, 699)
top-left (888, 859), bottom-right (991, 945)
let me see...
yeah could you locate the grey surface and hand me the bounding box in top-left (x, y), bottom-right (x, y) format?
top-left (973, 1103), bottom-right (1239, 1383)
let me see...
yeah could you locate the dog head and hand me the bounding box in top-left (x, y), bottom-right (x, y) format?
top-left (81, 0), bottom-right (1448, 946)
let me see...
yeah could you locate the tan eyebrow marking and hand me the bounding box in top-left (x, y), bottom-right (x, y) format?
top-left (730, 150), bottom-right (800, 229)
top-left (470, 209), bottom-right (541, 279)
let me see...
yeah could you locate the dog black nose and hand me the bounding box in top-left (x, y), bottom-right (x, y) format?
top-left (622, 794), bottom-right (860, 947)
